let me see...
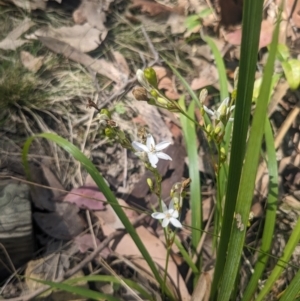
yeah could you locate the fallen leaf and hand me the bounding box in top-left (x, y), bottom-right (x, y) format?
top-left (224, 20), bottom-right (274, 49)
top-left (20, 51), bottom-right (44, 72)
top-left (73, 0), bottom-right (110, 32)
top-left (94, 199), bottom-right (138, 236)
top-left (0, 18), bottom-right (34, 50)
top-left (32, 23), bottom-right (105, 53)
top-left (130, 0), bottom-right (174, 17)
top-left (113, 51), bottom-right (130, 78)
top-left (38, 36), bottom-right (127, 84)
top-left (64, 186), bottom-right (106, 211)
top-left (33, 203), bottom-right (86, 240)
top-left (152, 66), bottom-right (180, 99)
top-left (115, 226), bottom-right (191, 301)
top-left (287, 0), bottom-right (300, 28)
top-left (75, 234), bottom-right (101, 253)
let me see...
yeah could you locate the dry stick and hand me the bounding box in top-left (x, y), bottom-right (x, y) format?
top-left (185, 204), bottom-right (216, 282)
top-left (274, 100), bottom-right (300, 149)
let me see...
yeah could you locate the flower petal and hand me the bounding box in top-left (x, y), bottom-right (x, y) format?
top-left (148, 153), bottom-right (159, 168)
top-left (203, 106), bottom-right (214, 116)
top-left (155, 141), bottom-right (171, 151)
top-left (170, 209), bottom-right (179, 218)
top-left (151, 212), bottom-right (166, 219)
top-left (146, 134), bottom-right (155, 150)
top-left (156, 152), bottom-right (172, 161)
top-left (162, 218), bottom-right (170, 228)
top-left (161, 201), bottom-right (168, 213)
top-left (169, 199), bottom-right (175, 210)
top-left (132, 141), bottom-right (149, 152)
top-left (170, 217), bottom-right (182, 228)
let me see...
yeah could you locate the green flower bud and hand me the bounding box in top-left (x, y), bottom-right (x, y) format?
top-left (157, 97), bottom-right (169, 106)
top-left (105, 128), bottom-right (115, 138)
top-left (150, 89), bottom-right (158, 98)
top-left (100, 109), bottom-right (111, 119)
top-left (147, 178), bottom-right (153, 190)
top-left (144, 67), bottom-right (158, 88)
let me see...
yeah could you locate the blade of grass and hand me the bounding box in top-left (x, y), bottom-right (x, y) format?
top-left (201, 35), bottom-right (228, 101)
top-left (29, 278), bottom-right (120, 301)
top-left (210, 0), bottom-right (265, 298)
top-left (22, 133), bottom-right (174, 300)
top-left (217, 5), bottom-right (281, 301)
top-left (255, 216), bottom-right (300, 301)
top-left (279, 266), bottom-right (300, 301)
top-left (68, 275), bottom-right (155, 301)
top-left (241, 119), bottom-right (278, 301)
top-left (179, 97), bottom-right (202, 260)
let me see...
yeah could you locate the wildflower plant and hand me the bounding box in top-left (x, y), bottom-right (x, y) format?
top-left (22, 1), bottom-right (300, 300)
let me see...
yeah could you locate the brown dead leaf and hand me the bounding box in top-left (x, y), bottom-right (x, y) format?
top-left (32, 23), bottom-right (105, 53)
top-left (94, 199), bottom-right (138, 236)
top-left (63, 186), bottom-right (106, 211)
top-left (152, 66), bottom-right (180, 99)
top-left (73, 0), bottom-right (110, 32)
top-left (0, 18), bottom-right (34, 50)
top-left (75, 234), bottom-right (101, 253)
top-left (38, 36), bottom-right (127, 84)
top-left (115, 226), bottom-right (191, 301)
top-left (33, 203), bottom-right (86, 240)
top-left (20, 51), bottom-right (44, 72)
top-left (130, 0), bottom-right (174, 17)
top-left (224, 20), bottom-right (274, 49)
top-left (113, 51), bottom-right (130, 78)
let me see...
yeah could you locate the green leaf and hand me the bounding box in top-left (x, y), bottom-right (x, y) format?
top-left (179, 97), bottom-right (202, 256)
top-left (276, 43), bottom-right (290, 62)
top-left (241, 119), bottom-right (278, 301)
top-left (281, 59), bottom-right (300, 90)
top-left (217, 3), bottom-right (281, 300)
top-left (211, 0), bottom-right (265, 298)
top-left (29, 278), bottom-right (120, 301)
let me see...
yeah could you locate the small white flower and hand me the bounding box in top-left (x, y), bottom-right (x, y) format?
top-left (132, 134), bottom-right (172, 168)
top-left (151, 200), bottom-right (182, 228)
top-left (203, 97), bottom-right (235, 121)
top-left (136, 69), bottom-right (151, 90)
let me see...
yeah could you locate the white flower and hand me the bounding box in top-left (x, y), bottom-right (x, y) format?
top-left (151, 200), bottom-right (182, 228)
top-left (132, 134), bottom-right (172, 168)
top-left (203, 97), bottom-right (235, 121)
top-left (136, 69), bottom-right (151, 90)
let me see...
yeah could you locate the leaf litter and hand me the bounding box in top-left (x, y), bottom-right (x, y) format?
top-left (0, 0), bottom-right (300, 300)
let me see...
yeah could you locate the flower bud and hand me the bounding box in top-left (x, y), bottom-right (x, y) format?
top-left (214, 126), bottom-right (222, 135)
top-left (136, 69), bottom-right (148, 87)
top-left (105, 128), bottom-right (115, 139)
top-left (157, 97), bottom-right (169, 106)
top-left (147, 178), bottom-right (153, 190)
top-left (199, 88), bottom-right (208, 104)
top-left (150, 89), bottom-right (158, 98)
top-left (132, 87), bottom-right (149, 101)
top-left (100, 109), bottom-right (111, 119)
top-left (144, 67), bottom-right (158, 88)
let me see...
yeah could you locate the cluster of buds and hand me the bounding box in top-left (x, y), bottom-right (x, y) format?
top-left (199, 89), bottom-right (235, 143)
top-left (132, 68), bottom-right (181, 112)
top-left (94, 108), bottom-right (133, 150)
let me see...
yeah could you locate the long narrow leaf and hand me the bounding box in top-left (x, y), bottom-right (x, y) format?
top-left (179, 98), bottom-right (202, 256)
top-left (211, 0), bottom-right (265, 297)
top-left (242, 119), bottom-right (278, 300)
top-left (217, 6), bottom-right (281, 301)
top-left (256, 217), bottom-right (300, 301)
